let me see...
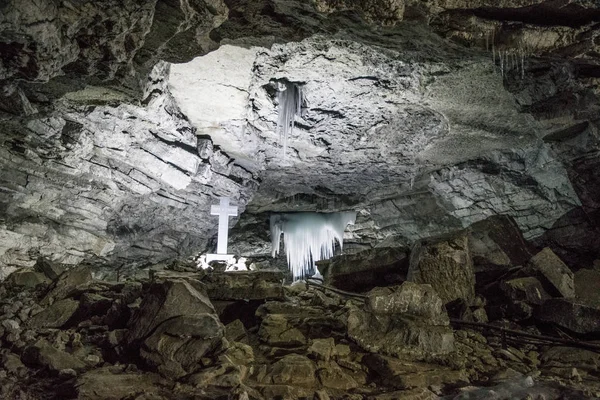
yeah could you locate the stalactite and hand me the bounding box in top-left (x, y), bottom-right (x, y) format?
top-left (276, 81), bottom-right (302, 159)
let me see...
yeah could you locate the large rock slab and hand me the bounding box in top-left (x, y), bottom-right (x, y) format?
top-left (574, 269), bottom-right (600, 308)
top-left (366, 282), bottom-right (449, 326)
top-left (526, 248), bottom-right (575, 298)
top-left (364, 354), bottom-right (468, 390)
top-left (267, 354), bottom-right (316, 387)
top-left (535, 299), bottom-right (600, 335)
top-left (28, 298), bottom-right (80, 329)
top-left (126, 277), bottom-right (225, 378)
top-left (408, 232), bottom-right (475, 304)
top-left (318, 247), bottom-right (409, 292)
top-left (201, 271), bottom-right (284, 300)
top-left (42, 266), bottom-right (93, 305)
top-left (127, 278), bottom-right (215, 343)
top-left (348, 283), bottom-right (454, 357)
top-left (140, 314), bottom-right (225, 379)
top-left (22, 339), bottom-right (86, 372)
top-left (499, 277), bottom-right (550, 306)
top-left (76, 368), bottom-right (163, 400)
top-left (5, 269), bottom-right (49, 288)
top-left (467, 215), bottom-right (536, 284)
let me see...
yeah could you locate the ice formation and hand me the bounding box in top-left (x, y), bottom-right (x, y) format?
top-left (276, 81), bottom-right (302, 158)
top-left (271, 211), bottom-right (356, 281)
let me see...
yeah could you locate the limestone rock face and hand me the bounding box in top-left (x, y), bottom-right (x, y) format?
top-left (140, 314), bottom-right (225, 379)
top-left (126, 277), bottom-right (226, 378)
top-left (535, 299), bottom-right (600, 335)
top-left (468, 215), bottom-right (536, 274)
top-left (526, 248), bottom-right (575, 298)
top-left (127, 278), bottom-right (215, 343)
top-left (201, 271), bottom-right (285, 300)
top-left (75, 368), bottom-right (163, 400)
top-left (22, 339), bottom-right (86, 372)
top-left (348, 283), bottom-right (454, 357)
top-left (28, 298), bottom-right (79, 329)
top-left (318, 247), bottom-right (409, 292)
top-left (0, 0), bottom-right (598, 277)
top-left (408, 232), bottom-right (475, 304)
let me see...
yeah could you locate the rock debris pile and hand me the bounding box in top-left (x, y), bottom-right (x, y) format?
top-left (0, 215), bottom-right (599, 399)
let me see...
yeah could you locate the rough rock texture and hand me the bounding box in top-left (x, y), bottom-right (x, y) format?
top-left (535, 298), bottom-right (600, 335)
top-left (3, 0), bottom-right (596, 278)
top-left (408, 232), bottom-right (475, 304)
top-left (526, 247), bottom-right (575, 298)
top-left (318, 247), bottom-right (409, 292)
top-left (1, 235), bottom-right (600, 398)
top-left (347, 283), bottom-right (455, 357)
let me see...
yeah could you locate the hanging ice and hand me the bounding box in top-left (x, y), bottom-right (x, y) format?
top-left (270, 211), bottom-right (356, 281)
top-left (276, 81), bottom-right (302, 158)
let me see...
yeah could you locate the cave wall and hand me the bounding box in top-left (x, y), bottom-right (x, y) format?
top-left (0, 0), bottom-right (599, 276)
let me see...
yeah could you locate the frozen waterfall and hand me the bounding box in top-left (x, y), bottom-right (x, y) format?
top-left (270, 211), bottom-right (356, 281)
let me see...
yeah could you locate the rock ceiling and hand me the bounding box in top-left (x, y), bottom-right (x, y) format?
top-left (0, 0), bottom-right (599, 276)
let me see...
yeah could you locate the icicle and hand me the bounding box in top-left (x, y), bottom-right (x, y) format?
top-left (276, 81), bottom-right (302, 159)
top-left (270, 211), bottom-right (356, 281)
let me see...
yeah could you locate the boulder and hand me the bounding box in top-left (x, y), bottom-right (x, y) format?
top-left (224, 319), bottom-right (247, 342)
top-left (201, 271), bottom-right (284, 300)
top-left (28, 298), bottom-right (80, 329)
top-left (317, 361), bottom-right (359, 390)
top-left (127, 278), bottom-right (215, 343)
top-left (366, 282), bottom-right (449, 325)
top-left (535, 299), bottom-right (600, 335)
top-left (540, 346), bottom-right (600, 374)
top-left (76, 368), bottom-right (163, 400)
top-left (140, 314), bottom-right (225, 379)
top-left (256, 301), bottom-right (346, 344)
top-left (41, 266), bottom-right (92, 305)
top-left (363, 354), bottom-right (468, 390)
top-left (268, 354), bottom-right (316, 386)
top-left (408, 232), bottom-right (475, 304)
top-left (526, 248), bottom-right (574, 298)
top-left (34, 258), bottom-right (65, 281)
top-left (499, 277), bottom-right (550, 306)
top-left (368, 388), bottom-right (440, 400)
top-left (348, 283), bottom-right (454, 357)
top-left (318, 247), bottom-right (409, 292)
top-left (5, 269), bottom-right (49, 288)
top-left (467, 215), bottom-right (536, 280)
top-left (574, 269), bottom-right (600, 308)
top-left (258, 314), bottom-right (307, 347)
top-left (308, 338), bottom-right (336, 362)
top-left (22, 339), bottom-right (86, 372)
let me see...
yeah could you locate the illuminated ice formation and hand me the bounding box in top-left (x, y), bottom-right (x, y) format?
top-left (276, 81), bottom-right (302, 158)
top-left (271, 211), bottom-right (356, 280)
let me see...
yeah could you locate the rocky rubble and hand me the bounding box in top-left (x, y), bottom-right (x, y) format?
top-left (0, 215), bottom-right (599, 399)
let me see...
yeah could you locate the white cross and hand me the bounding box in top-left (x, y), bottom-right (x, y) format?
top-left (210, 197), bottom-right (238, 255)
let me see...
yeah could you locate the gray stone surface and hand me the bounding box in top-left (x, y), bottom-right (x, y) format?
top-left (127, 278), bottom-right (215, 343)
top-left (535, 299), bottom-right (600, 335)
top-left (408, 232), bottom-right (475, 304)
top-left (318, 247), bottom-right (409, 292)
top-left (0, 0), bottom-right (597, 280)
top-left (28, 298), bottom-right (80, 329)
top-left (348, 283), bottom-right (454, 357)
top-left (527, 248), bottom-right (575, 298)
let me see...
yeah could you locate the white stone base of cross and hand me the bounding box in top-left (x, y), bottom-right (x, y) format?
top-left (206, 196), bottom-right (238, 264)
top-left (205, 253), bottom-right (235, 264)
